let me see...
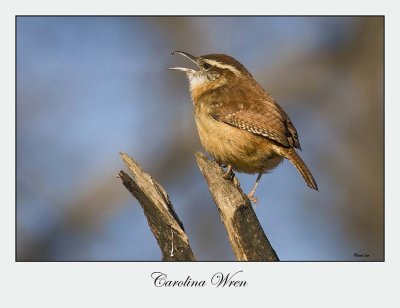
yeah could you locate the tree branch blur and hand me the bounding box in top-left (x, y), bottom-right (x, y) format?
top-left (118, 152), bottom-right (196, 261)
top-left (195, 152), bottom-right (279, 261)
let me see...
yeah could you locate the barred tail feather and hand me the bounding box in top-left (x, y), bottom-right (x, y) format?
top-left (282, 148), bottom-right (318, 191)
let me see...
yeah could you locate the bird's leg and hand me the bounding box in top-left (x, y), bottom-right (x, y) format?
top-left (247, 172), bottom-right (263, 203)
top-left (222, 164), bottom-right (234, 180)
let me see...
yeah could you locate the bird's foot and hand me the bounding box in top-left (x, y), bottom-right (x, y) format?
top-left (247, 191), bottom-right (258, 204)
top-left (222, 165), bottom-right (234, 180)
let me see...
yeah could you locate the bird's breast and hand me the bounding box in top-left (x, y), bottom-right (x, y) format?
top-left (194, 107), bottom-right (283, 174)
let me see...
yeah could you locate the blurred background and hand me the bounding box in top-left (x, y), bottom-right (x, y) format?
top-left (16, 16), bottom-right (383, 261)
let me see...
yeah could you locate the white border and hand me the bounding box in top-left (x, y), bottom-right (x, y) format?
top-left (2, 0), bottom-right (398, 306)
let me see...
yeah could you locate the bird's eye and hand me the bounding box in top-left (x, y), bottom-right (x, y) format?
top-left (203, 63), bottom-right (211, 70)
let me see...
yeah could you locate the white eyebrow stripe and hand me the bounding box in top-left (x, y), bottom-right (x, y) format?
top-left (204, 59), bottom-right (241, 76)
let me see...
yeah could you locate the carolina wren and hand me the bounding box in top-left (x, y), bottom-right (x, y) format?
top-left (169, 51), bottom-right (318, 202)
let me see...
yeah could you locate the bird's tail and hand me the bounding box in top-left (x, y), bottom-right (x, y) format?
top-left (280, 148), bottom-right (318, 191)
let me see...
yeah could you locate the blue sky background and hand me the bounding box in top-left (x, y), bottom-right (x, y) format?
top-left (16, 16), bottom-right (383, 261)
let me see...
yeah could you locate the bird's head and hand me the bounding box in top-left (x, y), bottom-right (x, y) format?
top-left (169, 51), bottom-right (251, 92)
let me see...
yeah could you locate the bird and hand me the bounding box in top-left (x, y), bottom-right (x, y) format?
top-left (169, 51), bottom-right (318, 202)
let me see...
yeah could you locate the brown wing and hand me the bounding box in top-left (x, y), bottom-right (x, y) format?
top-left (208, 85), bottom-right (301, 149)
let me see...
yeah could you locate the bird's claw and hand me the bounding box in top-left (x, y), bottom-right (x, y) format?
top-left (222, 165), bottom-right (234, 180)
top-left (247, 192), bottom-right (258, 204)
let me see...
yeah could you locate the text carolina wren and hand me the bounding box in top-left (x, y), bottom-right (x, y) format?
top-left (169, 51), bottom-right (318, 202)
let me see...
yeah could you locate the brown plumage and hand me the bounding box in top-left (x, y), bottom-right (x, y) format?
top-left (170, 51), bottom-right (318, 202)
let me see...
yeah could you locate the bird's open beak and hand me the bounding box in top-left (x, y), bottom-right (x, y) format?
top-left (168, 51), bottom-right (198, 73)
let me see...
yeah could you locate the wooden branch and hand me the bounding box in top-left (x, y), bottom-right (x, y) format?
top-left (118, 152), bottom-right (195, 261)
top-left (195, 152), bottom-right (279, 261)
